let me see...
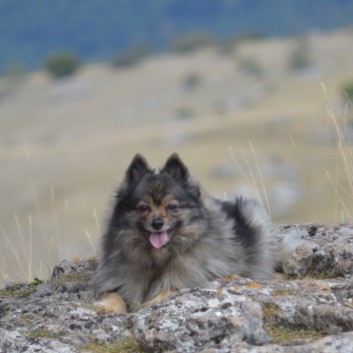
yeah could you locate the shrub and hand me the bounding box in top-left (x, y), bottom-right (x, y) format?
top-left (342, 82), bottom-right (353, 126)
top-left (288, 38), bottom-right (312, 72)
top-left (342, 81), bottom-right (353, 102)
top-left (237, 30), bottom-right (266, 41)
top-left (237, 56), bottom-right (264, 78)
top-left (183, 72), bottom-right (202, 90)
top-left (44, 51), bottom-right (81, 79)
top-left (217, 37), bottom-right (237, 56)
top-left (111, 43), bottom-right (153, 68)
top-left (174, 107), bottom-right (195, 120)
top-left (170, 32), bottom-right (214, 53)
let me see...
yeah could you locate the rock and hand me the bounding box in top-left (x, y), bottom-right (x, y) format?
top-left (1, 224), bottom-right (353, 353)
top-left (282, 240), bottom-right (320, 276)
top-left (279, 224), bottom-right (353, 277)
top-left (0, 328), bottom-right (79, 353)
top-left (132, 285), bottom-right (270, 352)
top-left (51, 257), bottom-right (96, 280)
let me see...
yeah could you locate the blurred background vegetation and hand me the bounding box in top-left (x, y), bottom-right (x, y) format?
top-left (0, 0), bottom-right (353, 285)
top-left (1, 0), bottom-right (353, 73)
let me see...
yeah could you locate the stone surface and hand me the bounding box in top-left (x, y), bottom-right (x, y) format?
top-left (1, 224), bottom-right (353, 353)
top-left (279, 224), bottom-right (353, 277)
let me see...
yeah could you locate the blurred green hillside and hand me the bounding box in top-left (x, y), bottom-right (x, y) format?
top-left (1, 0), bottom-right (353, 72)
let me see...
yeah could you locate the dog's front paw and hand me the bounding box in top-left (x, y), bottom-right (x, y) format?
top-left (95, 292), bottom-right (127, 314)
top-left (144, 290), bottom-right (173, 307)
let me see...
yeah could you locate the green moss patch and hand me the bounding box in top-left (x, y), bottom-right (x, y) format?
top-left (261, 302), bottom-right (326, 344)
top-left (25, 328), bottom-right (61, 340)
top-left (80, 339), bottom-right (146, 353)
top-left (51, 272), bottom-right (92, 287)
top-left (266, 325), bottom-right (325, 344)
top-left (271, 289), bottom-right (294, 296)
top-left (0, 277), bottom-right (44, 298)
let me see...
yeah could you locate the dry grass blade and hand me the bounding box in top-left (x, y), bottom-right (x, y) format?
top-left (320, 80), bottom-right (353, 222)
top-left (228, 145), bottom-right (272, 218)
top-left (83, 227), bottom-right (96, 253)
top-left (0, 224), bottom-right (27, 279)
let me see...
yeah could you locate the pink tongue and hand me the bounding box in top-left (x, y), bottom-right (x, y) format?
top-left (149, 231), bottom-right (169, 249)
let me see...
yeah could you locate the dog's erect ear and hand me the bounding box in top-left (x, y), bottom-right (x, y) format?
top-left (162, 153), bottom-right (189, 183)
top-left (125, 154), bottom-right (150, 185)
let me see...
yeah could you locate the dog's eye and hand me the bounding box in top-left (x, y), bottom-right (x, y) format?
top-left (136, 205), bottom-right (150, 213)
top-left (167, 204), bottom-right (178, 211)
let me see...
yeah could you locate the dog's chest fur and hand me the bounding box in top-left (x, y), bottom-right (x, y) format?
top-left (124, 217), bottom-right (241, 306)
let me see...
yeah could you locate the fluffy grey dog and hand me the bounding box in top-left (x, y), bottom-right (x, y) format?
top-left (92, 153), bottom-right (281, 313)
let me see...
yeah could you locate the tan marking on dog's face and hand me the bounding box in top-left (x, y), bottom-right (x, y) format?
top-left (134, 196), bottom-right (180, 232)
top-left (135, 199), bottom-right (152, 214)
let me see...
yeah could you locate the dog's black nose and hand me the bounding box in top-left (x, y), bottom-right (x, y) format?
top-left (151, 218), bottom-right (164, 230)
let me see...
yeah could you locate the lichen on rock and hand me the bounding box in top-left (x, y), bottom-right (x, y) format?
top-left (1, 224), bottom-right (353, 353)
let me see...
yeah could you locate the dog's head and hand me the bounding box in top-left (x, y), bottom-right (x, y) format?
top-left (117, 153), bottom-right (204, 249)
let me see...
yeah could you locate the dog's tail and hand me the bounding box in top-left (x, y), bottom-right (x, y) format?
top-left (233, 197), bottom-right (277, 280)
top-left (233, 197), bottom-right (303, 280)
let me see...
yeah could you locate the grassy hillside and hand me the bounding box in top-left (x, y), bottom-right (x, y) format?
top-left (0, 28), bottom-right (353, 286)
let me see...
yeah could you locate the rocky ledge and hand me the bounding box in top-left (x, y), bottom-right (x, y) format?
top-left (1, 224), bottom-right (353, 353)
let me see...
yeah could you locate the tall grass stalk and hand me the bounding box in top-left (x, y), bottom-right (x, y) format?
top-left (0, 144), bottom-right (102, 286)
top-left (28, 214), bottom-right (33, 281)
top-left (50, 185), bottom-right (62, 253)
top-left (324, 169), bottom-right (351, 221)
top-left (320, 81), bottom-right (353, 222)
top-left (0, 224), bottom-right (27, 280)
top-left (25, 142), bottom-right (51, 255)
top-left (228, 144), bottom-right (272, 218)
top-left (84, 227), bottom-right (97, 253)
top-left (14, 214), bottom-right (27, 265)
top-left (32, 183), bottom-right (50, 249)
top-left (0, 143), bottom-right (61, 286)
top-left (249, 141), bottom-right (272, 218)
top-left (93, 208), bottom-right (101, 236)
top-left (1, 215), bottom-right (36, 283)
